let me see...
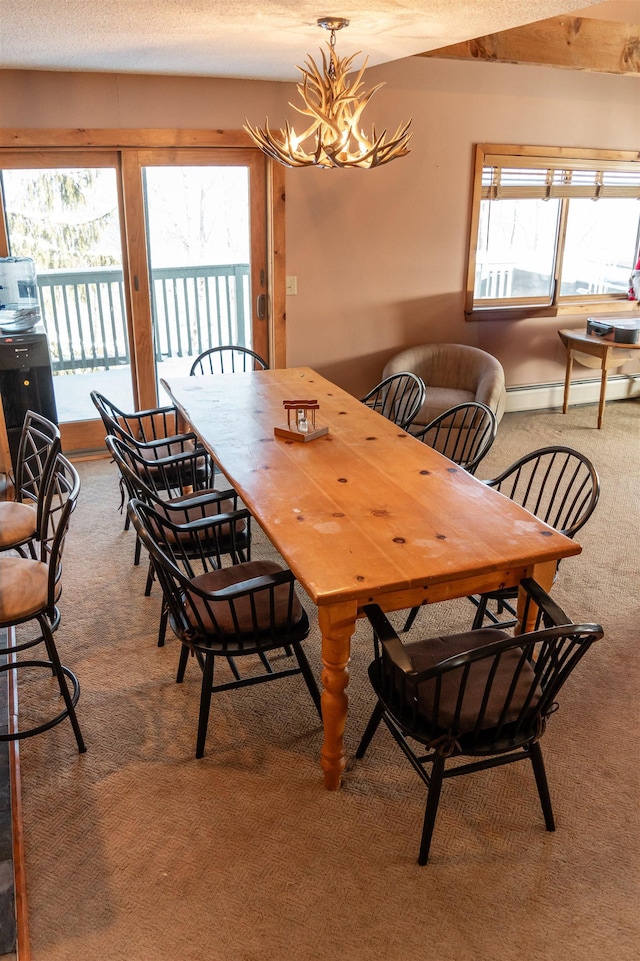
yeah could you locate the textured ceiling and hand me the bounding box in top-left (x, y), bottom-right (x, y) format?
top-left (0, 1), bottom-right (634, 81)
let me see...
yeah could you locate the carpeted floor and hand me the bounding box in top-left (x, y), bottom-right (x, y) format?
top-left (15, 400), bottom-right (640, 961)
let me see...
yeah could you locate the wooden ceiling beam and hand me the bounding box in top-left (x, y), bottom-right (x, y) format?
top-left (421, 16), bottom-right (640, 76)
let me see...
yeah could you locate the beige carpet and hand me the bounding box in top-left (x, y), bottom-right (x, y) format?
top-left (15, 400), bottom-right (640, 961)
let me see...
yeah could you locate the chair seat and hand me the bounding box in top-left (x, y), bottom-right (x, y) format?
top-left (399, 628), bottom-right (541, 733)
top-left (418, 387), bottom-right (474, 428)
top-left (190, 560), bottom-right (303, 636)
top-left (128, 495), bottom-right (319, 760)
top-left (0, 555), bottom-right (49, 623)
top-left (0, 501), bottom-right (37, 548)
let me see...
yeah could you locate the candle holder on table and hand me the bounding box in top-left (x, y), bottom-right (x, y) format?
top-left (274, 400), bottom-right (329, 442)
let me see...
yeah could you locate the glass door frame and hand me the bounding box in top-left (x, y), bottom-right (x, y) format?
top-left (0, 148), bottom-right (129, 456)
top-left (125, 146), bottom-right (269, 411)
top-left (0, 130), bottom-right (285, 460)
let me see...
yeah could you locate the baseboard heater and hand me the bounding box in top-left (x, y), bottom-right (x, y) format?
top-left (505, 373), bottom-right (640, 413)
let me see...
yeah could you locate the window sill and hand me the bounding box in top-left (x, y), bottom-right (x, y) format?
top-left (466, 300), bottom-right (640, 323)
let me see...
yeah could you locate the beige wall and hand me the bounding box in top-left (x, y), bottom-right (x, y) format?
top-left (1, 60), bottom-right (638, 398)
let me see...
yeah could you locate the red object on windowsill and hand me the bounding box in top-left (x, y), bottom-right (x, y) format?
top-left (628, 255), bottom-right (640, 301)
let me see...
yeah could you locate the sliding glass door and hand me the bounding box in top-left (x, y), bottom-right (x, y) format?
top-left (0, 143), bottom-right (270, 454)
top-left (137, 149), bottom-right (268, 392)
top-left (0, 151), bottom-right (133, 451)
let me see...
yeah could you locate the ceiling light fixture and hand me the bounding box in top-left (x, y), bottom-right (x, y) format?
top-left (244, 17), bottom-right (412, 169)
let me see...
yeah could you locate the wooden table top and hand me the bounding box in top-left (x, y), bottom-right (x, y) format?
top-left (559, 327), bottom-right (640, 350)
top-left (162, 368), bottom-right (580, 610)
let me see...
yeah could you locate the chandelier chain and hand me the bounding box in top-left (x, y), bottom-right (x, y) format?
top-left (328, 28), bottom-right (337, 79)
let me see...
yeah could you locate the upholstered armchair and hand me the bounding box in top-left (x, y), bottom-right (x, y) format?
top-left (383, 343), bottom-right (506, 429)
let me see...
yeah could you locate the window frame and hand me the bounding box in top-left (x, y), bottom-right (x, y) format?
top-left (465, 143), bottom-right (640, 322)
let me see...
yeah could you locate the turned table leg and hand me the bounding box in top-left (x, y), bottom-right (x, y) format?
top-left (318, 601), bottom-right (357, 790)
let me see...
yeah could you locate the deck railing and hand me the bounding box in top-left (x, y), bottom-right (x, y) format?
top-left (36, 263), bottom-right (251, 373)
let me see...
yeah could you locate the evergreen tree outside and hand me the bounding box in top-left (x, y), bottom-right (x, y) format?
top-left (3, 168), bottom-right (121, 270)
top-left (2, 168), bottom-right (125, 387)
top-left (1, 163), bottom-right (252, 422)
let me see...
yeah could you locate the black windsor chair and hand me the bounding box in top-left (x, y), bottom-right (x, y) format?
top-left (356, 578), bottom-right (603, 864)
top-left (189, 345), bottom-right (268, 376)
top-left (409, 401), bottom-right (497, 475)
top-left (127, 498), bottom-right (321, 759)
top-left (402, 401), bottom-right (498, 633)
top-left (91, 388), bottom-right (215, 531)
top-left (106, 434), bottom-right (251, 646)
top-left (361, 371), bottom-right (427, 431)
top-left (469, 446), bottom-right (600, 630)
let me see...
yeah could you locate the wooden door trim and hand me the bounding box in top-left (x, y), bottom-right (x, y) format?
top-left (0, 129), bottom-right (259, 149)
top-left (119, 149), bottom-right (157, 410)
top-left (269, 162), bottom-right (286, 369)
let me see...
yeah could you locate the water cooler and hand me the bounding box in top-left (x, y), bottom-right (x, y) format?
top-left (0, 258), bottom-right (58, 469)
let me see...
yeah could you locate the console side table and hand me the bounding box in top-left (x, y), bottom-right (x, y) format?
top-left (558, 327), bottom-right (640, 428)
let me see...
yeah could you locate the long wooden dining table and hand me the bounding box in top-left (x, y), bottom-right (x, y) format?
top-left (161, 367), bottom-right (580, 789)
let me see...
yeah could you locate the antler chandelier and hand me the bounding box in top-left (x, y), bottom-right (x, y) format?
top-left (244, 17), bottom-right (412, 169)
